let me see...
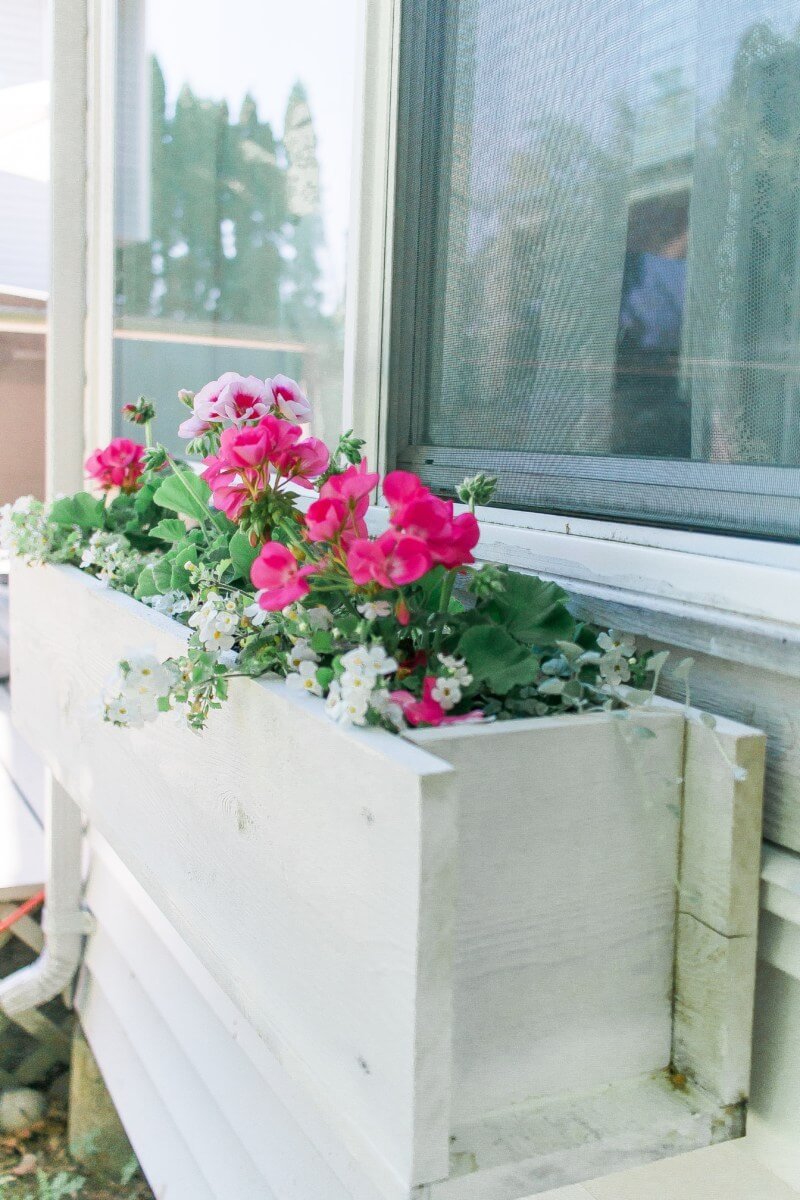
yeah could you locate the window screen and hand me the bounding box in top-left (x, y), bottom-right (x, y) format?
top-left (113, 0), bottom-right (359, 452)
top-left (392, 0), bottom-right (800, 539)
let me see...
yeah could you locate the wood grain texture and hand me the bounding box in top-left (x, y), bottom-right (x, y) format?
top-left (673, 913), bottom-right (756, 1105)
top-left (678, 715), bottom-right (765, 937)
top-left (423, 1074), bottom-right (742, 1199)
top-left (11, 563), bottom-right (767, 1199)
top-left (409, 713), bottom-right (684, 1122)
top-left (566, 591), bottom-right (800, 856)
top-left (11, 562), bottom-right (456, 1191)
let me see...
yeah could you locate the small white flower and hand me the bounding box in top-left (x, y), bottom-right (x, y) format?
top-left (436, 653), bottom-right (472, 687)
top-left (370, 688), bottom-right (406, 729)
top-left (105, 696), bottom-right (147, 727)
top-left (324, 680), bottom-right (369, 725)
top-left (145, 589), bottom-right (190, 616)
top-left (243, 601), bottom-right (270, 628)
top-left (286, 638), bottom-right (319, 670)
top-left (340, 671), bottom-right (374, 694)
top-left (125, 652), bottom-right (174, 698)
top-left (218, 648), bottom-right (240, 669)
top-left (364, 644), bottom-right (398, 675)
top-left (286, 660), bottom-right (323, 696)
top-left (597, 630), bottom-right (636, 659)
top-left (431, 677), bottom-right (462, 710)
top-left (357, 600), bottom-right (392, 621)
top-left (600, 657), bottom-right (631, 687)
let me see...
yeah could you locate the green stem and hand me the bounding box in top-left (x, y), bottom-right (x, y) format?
top-left (166, 457), bottom-right (218, 542)
top-left (433, 569), bottom-right (457, 652)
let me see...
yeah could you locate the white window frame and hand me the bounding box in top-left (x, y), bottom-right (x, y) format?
top-left (359, 0), bottom-right (800, 651)
top-left (60, 0), bottom-right (800, 650)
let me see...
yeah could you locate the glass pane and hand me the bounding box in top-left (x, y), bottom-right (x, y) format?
top-left (416, 0), bottom-right (800, 533)
top-left (113, 0), bottom-right (359, 451)
top-left (0, 0), bottom-right (49, 507)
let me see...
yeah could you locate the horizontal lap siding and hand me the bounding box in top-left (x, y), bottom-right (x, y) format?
top-left (80, 835), bottom-right (386, 1200)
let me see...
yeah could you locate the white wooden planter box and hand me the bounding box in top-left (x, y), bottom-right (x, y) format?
top-left (10, 562), bottom-right (767, 1200)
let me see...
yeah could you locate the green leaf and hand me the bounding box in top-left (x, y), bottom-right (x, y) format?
top-left (150, 518), bottom-right (189, 543)
top-left (49, 492), bottom-right (106, 531)
top-left (457, 625), bottom-right (540, 695)
top-left (170, 544), bottom-right (199, 592)
top-left (153, 468), bottom-right (223, 527)
top-left (485, 572), bottom-right (575, 646)
top-left (228, 530), bottom-right (258, 581)
top-left (151, 555), bottom-right (175, 594)
top-left (134, 566), bottom-right (160, 599)
top-left (310, 629), bottom-right (334, 655)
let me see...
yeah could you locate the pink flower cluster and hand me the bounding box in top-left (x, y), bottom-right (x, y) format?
top-left (345, 470), bottom-right (480, 587)
top-left (390, 677), bottom-right (484, 727)
top-left (201, 416), bottom-right (329, 521)
top-left (179, 372), bottom-right (311, 440)
top-left (85, 438), bottom-right (146, 493)
top-left (304, 460), bottom-right (379, 549)
top-left (250, 463), bottom-right (481, 611)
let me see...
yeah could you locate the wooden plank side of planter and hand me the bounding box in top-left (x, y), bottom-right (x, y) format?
top-left (408, 711), bottom-right (685, 1123)
top-left (10, 562), bottom-right (458, 1191)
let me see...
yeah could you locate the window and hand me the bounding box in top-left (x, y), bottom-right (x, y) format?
top-left (112, 0), bottom-right (359, 451)
top-left (391, 0), bottom-right (800, 540)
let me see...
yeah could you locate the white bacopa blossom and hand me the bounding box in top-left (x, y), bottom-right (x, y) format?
top-left (599, 658), bottom-right (631, 687)
top-left (597, 630), bottom-right (636, 660)
top-left (124, 652), bottom-right (176, 699)
top-left (286, 660), bottom-right (323, 697)
top-left (324, 680), bottom-right (370, 726)
top-left (144, 589), bottom-right (191, 616)
top-left (105, 695), bottom-right (148, 728)
top-left (286, 638), bottom-right (319, 671)
top-left (431, 678), bottom-right (462, 710)
top-left (357, 600), bottom-right (392, 621)
top-left (370, 687), bottom-right (406, 729)
top-left (436, 654), bottom-right (473, 687)
top-left (189, 594), bottom-right (240, 652)
top-left (243, 601), bottom-right (271, 629)
top-left (340, 643), bottom-right (398, 682)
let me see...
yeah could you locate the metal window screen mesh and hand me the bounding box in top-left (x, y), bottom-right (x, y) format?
top-left (414, 0), bottom-right (800, 537)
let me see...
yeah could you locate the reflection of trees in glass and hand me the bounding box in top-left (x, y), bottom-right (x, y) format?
top-left (432, 108), bottom-right (633, 453)
top-left (115, 58), bottom-right (333, 344)
top-left (684, 20), bottom-right (800, 465)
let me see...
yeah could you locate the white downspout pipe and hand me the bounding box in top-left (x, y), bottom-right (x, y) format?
top-left (0, 775), bottom-right (86, 1016)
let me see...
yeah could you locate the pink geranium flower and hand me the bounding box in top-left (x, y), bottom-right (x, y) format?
top-left (383, 470), bottom-right (480, 569)
top-left (305, 496), bottom-right (348, 543)
top-left (346, 530), bottom-right (432, 588)
top-left (390, 677), bottom-right (484, 728)
top-left (304, 460), bottom-right (380, 547)
top-left (201, 417), bottom-right (328, 519)
top-left (178, 372), bottom-right (311, 438)
top-left (251, 543), bottom-right (318, 610)
top-left (274, 436), bottom-right (329, 488)
top-left (268, 374), bottom-right (312, 422)
top-left (85, 438), bottom-right (146, 493)
top-left (178, 372), bottom-right (271, 439)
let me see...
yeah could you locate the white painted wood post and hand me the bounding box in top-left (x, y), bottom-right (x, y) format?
top-left (47, 0), bottom-right (89, 498)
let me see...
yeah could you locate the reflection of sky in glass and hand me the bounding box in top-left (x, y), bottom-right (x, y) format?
top-left (145, 1), bottom-right (358, 311)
